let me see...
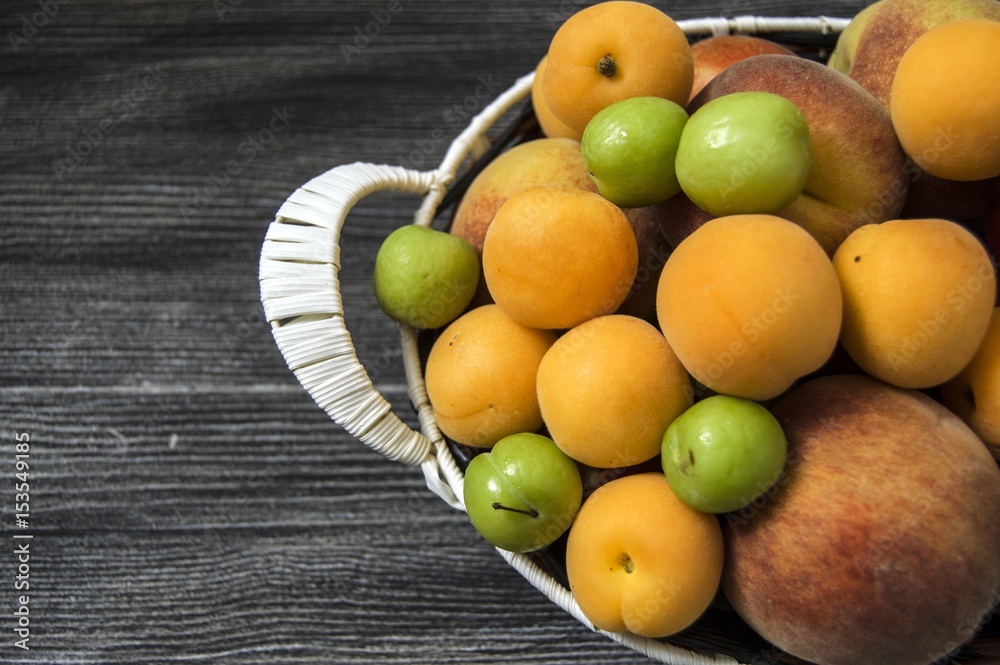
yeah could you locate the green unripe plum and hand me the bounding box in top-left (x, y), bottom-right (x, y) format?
top-left (662, 394), bottom-right (787, 514)
top-left (373, 224), bottom-right (479, 329)
top-left (581, 96), bottom-right (688, 208)
top-left (676, 91), bottom-right (810, 217)
top-left (464, 432), bottom-right (583, 553)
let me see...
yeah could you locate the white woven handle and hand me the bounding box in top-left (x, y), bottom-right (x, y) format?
top-left (259, 162), bottom-right (442, 467)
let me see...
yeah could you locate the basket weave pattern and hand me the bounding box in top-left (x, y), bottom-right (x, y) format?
top-left (260, 16), bottom-right (851, 665)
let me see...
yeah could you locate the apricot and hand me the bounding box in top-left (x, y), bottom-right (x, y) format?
top-left (530, 56), bottom-right (581, 141)
top-left (482, 186), bottom-right (638, 330)
top-left (941, 307), bottom-right (1000, 459)
top-left (536, 315), bottom-right (692, 468)
top-left (833, 218), bottom-right (996, 389)
top-left (543, 1), bottom-right (692, 137)
top-left (424, 304), bottom-right (557, 448)
top-left (656, 214), bottom-right (842, 401)
top-left (890, 19), bottom-right (1000, 182)
top-left (565, 472), bottom-right (724, 638)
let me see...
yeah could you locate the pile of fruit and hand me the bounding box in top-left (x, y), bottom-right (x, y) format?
top-left (372, 2), bottom-right (1000, 664)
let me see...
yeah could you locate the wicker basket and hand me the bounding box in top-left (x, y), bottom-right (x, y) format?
top-left (258, 16), bottom-right (995, 665)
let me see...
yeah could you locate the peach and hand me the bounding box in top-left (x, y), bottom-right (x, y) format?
top-left (890, 19), bottom-right (1000, 182)
top-left (656, 214), bottom-right (842, 402)
top-left (424, 304), bottom-right (557, 448)
top-left (482, 186), bottom-right (638, 330)
top-left (832, 218), bottom-right (996, 389)
top-left (535, 315), bottom-right (692, 469)
top-left (939, 307), bottom-right (1000, 460)
top-left (689, 35), bottom-right (795, 102)
top-left (725, 374), bottom-right (1000, 665)
top-left (566, 473), bottom-right (723, 638)
top-left (451, 137), bottom-right (596, 258)
top-left (689, 55), bottom-right (909, 255)
top-left (542, 1), bottom-right (692, 137)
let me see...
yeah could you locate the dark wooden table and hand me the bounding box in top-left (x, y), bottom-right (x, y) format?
top-left (2, 2), bottom-right (878, 663)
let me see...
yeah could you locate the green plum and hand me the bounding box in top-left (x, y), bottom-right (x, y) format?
top-left (662, 395), bottom-right (787, 514)
top-left (463, 432), bottom-right (583, 553)
top-left (373, 224), bottom-right (479, 329)
top-left (676, 91), bottom-right (810, 217)
top-left (581, 96), bottom-right (688, 208)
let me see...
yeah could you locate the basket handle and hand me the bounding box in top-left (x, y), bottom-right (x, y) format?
top-left (259, 162), bottom-right (464, 502)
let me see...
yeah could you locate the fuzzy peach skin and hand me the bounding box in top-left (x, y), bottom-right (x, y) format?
top-left (726, 374), bottom-right (1000, 665)
top-left (656, 214), bottom-right (842, 401)
top-left (832, 218), bottom-right (996, 389)
top-left (424, 304), bottom-right (556, 448)
top-left (566, 472), bottom-right (723, 638)
top-left (536, 315), bottom-right (692, 468)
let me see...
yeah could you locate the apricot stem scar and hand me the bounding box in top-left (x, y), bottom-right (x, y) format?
top-left (598, 54), bottom-right (616, 77)
top-left (618, 552), bottom-right (635, 573)
top-left (491, 502), bottom-right (538, 518)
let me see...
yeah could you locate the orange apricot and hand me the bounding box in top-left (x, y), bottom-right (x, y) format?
top-left (424, 304), bottom-right (557, 448)
top-left (482, 186), bottom-right (638, 330)
top-left (565, 472), bottom-right (724, 637)
top-left (543, 1), bottom-right (693, 137)
top-left (656, 214), bottom-right (842, 401)
top-left (833, 218), bottom-right (996, 389)
top-left (536, 315), bottom-right (693, 468)
top-left (531, 56), bottom-right (581, 141)
top-left (890, 19), bottom-right (1000, 182)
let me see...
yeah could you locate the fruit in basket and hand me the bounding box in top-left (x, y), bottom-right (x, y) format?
top-left (424, 304), bottom-right (557, 448)
top-left (675, 91), bottom-right (811, 217)
top-left (828, 0), bottom-right (1000, 110)
top-left (373, 225), bottom-right (479, 330)
top-left (890, 19), bottom-right (1000, 182)
top-left (463, 432), bottom-right (583, 553)
top-left (689, 35), bottom-right (796, 102)
top-left (536, 315), bottom-right (692, 469)
top-left (941, 307), bottom-right (1000, 459)
top-left (565, 472), bottom-right (724, 638)
top-left (656, 214), bottom-right (842, 401)
top-left (531, 56), bottom-right (580, 141)
top-left (689, 55), bottom-right (908, 255)
top-left (832, 218), bottom-right (996, 389)
top-left (542, 1), bottom-right (693, 137)
top-left (614, 205), bottom-right (672, 321)
top-left (724, 374), bottom-right (1000, 665)
top-left (581, 96), bottom-right (688, 208)
top-left (827, 0), bottom-right (1000, 220)
top-left (451, 137), bottom-right (596, 258)
top-left (661, 395), bottom-right (787, 514)
top-left (482, 186), bottom-right (638, 329)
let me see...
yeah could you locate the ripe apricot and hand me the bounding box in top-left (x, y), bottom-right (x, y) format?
top-left (890, 19), bottom-right (1000, 182)
top-left (941, 307), bottom-right (1000, 460)
top-left (565, 472), bottom-right (724, 637)
top-left (656, 214), bottom-right (842, 401)
top-left (536, 315), bottom-right (693, 468)
top-left (482, 186), bottom-right (638, 329)
top-left (833, 218), bottom-right (996, 389)
top-left (543, 1), bottom-right (693, 137)
top-left (424, 304), bottom-right (557, 448)
top-left (531, 56), bottom-right (581, 141)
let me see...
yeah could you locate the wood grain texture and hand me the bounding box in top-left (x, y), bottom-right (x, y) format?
top-left (8, 2), bottom-right (990, 664)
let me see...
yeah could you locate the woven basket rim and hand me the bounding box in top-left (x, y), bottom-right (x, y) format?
top-left (260, 16), bottom-right (853, 665)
